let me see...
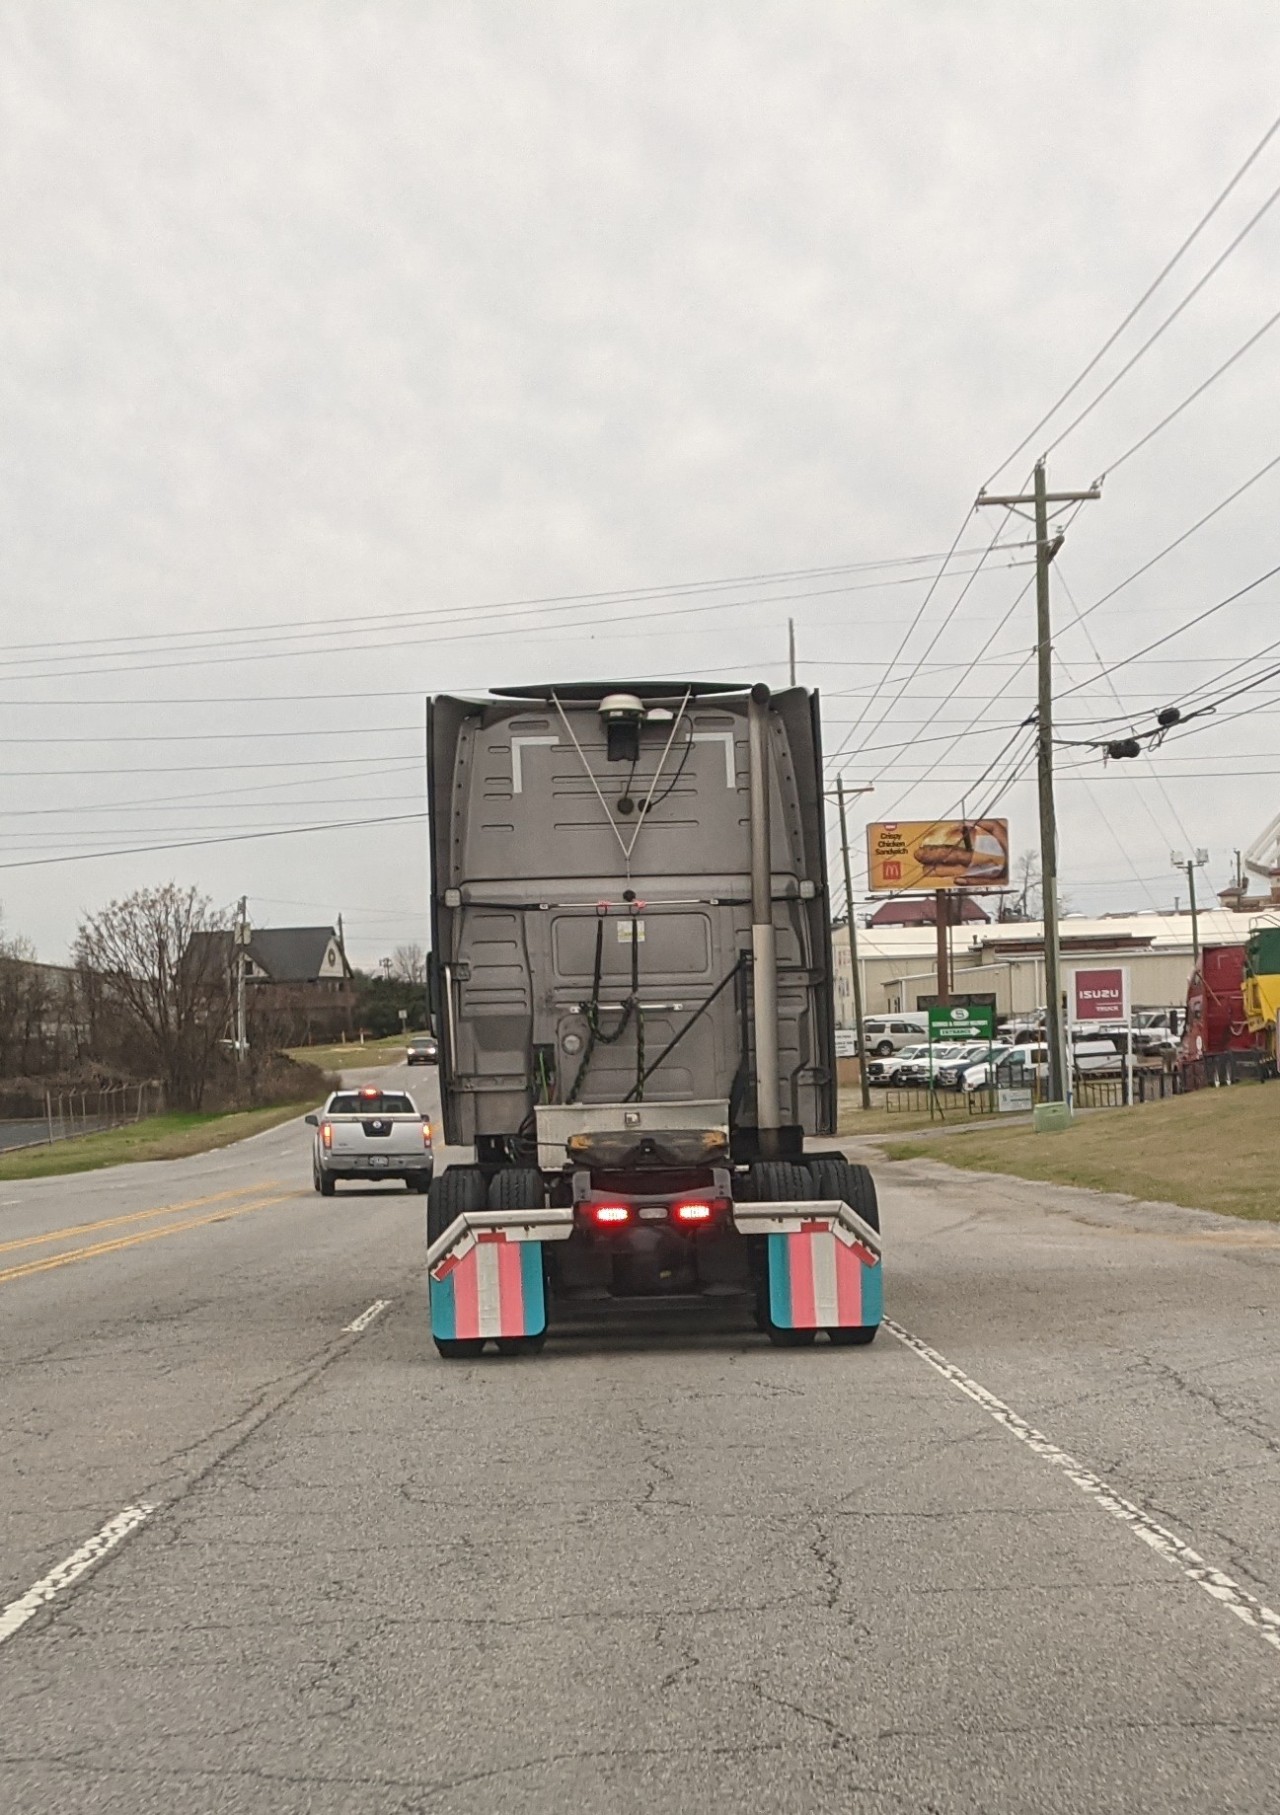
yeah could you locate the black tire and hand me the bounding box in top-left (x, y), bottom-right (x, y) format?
top-left (495, 1333), bottom-right (546, 1356)
top-left (405, 1171), bottom-right (432, 1194)
top-left (752, 1161), bottom-right (814, 1345)
top-left (487, 1166), bottom-right (544, 1212)
top-left (829, 1325), bottom-right (878, 1346)
top-left (434, 1338), bottom-right (485, 1360)
top-left (751, 1159), bottom-right (815, 1204)
top-left (874, 1040), bottom-right (895, 1057)
top-left (427, 1166), bottom-right (487, 1245)
top-left (319, 1172), bottom-right (336, 1197)
top-left (808, 1157), bottom-right (880, 1233)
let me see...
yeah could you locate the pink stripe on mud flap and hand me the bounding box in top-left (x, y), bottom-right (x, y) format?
top-left (787, 1229), bottom-right (817, 1327)
top-left (496, 1238), bottom-right (526, 1337)
top-left (834, 1234), bottom-right (863, 1326)
top-left (452, 1244), bottom-right (481, 1339)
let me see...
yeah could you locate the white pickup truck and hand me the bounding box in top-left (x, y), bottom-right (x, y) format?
top-left (306, 1085), bottom-right (434, 1195)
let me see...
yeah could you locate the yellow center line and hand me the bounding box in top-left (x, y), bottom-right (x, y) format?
top-left (0, 1191), bottom-right (301, 1287)
top-left (0, 1182), bottom-right (283, 1260)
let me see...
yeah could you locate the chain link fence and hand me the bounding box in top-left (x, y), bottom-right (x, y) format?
top-left (0, 1083), bottom-right (164, 1154)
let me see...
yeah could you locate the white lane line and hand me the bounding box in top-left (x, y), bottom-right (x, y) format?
top-left (343, 1298), bottom-right (390, 1334)
top-left (0, 1503), bottom-right (154, 1647)
top-left (886, 1318), bottom-right (1280, 1657)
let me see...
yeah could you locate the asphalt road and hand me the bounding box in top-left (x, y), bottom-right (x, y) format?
top-left (2, 1062), bottom-right (1279, 1812)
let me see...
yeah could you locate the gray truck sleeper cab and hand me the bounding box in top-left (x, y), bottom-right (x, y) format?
top-left (425, 681), bottom-right (881, 1355)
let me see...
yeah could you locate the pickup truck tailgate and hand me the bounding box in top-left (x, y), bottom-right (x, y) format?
top-left (328, 1115), bottom-right (425, 1157)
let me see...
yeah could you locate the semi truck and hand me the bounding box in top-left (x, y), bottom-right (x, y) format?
top-left (423, 680), bottom-right (882, 1359)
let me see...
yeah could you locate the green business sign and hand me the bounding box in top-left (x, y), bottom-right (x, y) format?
top-left (927, 1003), bottom-right (995, 1041)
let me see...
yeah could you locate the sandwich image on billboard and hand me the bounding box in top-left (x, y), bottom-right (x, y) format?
top-left (866, 819), bottom-right (1010, 892)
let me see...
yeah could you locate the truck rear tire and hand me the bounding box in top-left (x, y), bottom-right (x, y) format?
top-left (750, 1161), bottom-right (818, 1346)
top-left (319, 1172), bottom-right (336, 1197)
top-left (434, 1338), bottom-right (485, 1360)
top-left (808, 1157), bottom-right (880, 1233)
top-left (427, 1166), bottom-right (486, 1245)
top-left (487, 1166), bottom-right (544, 1212)
top-left (751, 1159), bottom-right (814, 1204)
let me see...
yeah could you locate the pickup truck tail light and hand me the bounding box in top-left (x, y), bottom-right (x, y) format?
top-left (422, 1122), bottom-right (433, 1148)
top-left (320, 1121), bottom-right (333, 1150)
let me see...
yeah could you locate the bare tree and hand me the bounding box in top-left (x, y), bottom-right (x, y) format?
top-left (392, 942), bottom-right (427, 984)
top-left (1008, 850), bottom-right (1071, 920)
top-left (74, 885), bottom-right (234, 1110)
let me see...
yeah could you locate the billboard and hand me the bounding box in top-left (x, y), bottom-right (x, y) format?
top-left (866, 819), bottom-right (1010, 892)
top-left (1071, 966), bottom-right (1129, 1023)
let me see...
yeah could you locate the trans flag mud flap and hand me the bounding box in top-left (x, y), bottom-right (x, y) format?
top-left (426, 1206), bottom-right (572, 1342)
top-left (766, 1220), bottom-right (882, 1331)
top-left (731, 1200), bottom-right (883, 1333)
top-left (430, 1231), bottom-right (547, 1341)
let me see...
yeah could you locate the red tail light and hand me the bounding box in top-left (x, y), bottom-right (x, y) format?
top-left (674, 1198), bottom-right (728, 1225)
top-left (422, 1122), bottom-right (433, 1148)
top-left (321, 1122), bottom-right (333, 1150)
top-left (591, 1203), bottom-right (631, 1226)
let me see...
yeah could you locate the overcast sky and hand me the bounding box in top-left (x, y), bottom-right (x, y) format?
top-left (3, 2), bottom-right (1280, 966)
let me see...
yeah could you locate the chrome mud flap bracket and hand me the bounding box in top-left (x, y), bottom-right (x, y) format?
top-left (731, 1200), bottom-right (883, 1332)
top-left (427, 1208), bottom-right (573, 1342)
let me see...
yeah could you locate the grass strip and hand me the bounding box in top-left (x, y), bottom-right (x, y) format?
top-left (882, 1080), bottom-right (1280, 1222)
top-left (0, 1103), bottom-right (313, 1181)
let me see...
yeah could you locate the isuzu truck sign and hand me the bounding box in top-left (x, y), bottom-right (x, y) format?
top-left (1071, 967), bottom-right (1129, 1022)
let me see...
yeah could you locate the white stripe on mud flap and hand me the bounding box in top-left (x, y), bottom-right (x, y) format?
top-left (810, 1229), bottom-right (841, 1327)
top-left (887, 1319), bottom-right (1280, 1657)
top-left (475, 1242), bottom-right (502, 1334)
top-left (0, 1504), bottom-right (154, 1647)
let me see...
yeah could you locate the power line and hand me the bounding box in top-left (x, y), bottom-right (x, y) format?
top-left (0, 812), bottom-right (428, 873)
top-left (984, 104), bottom-right (1280, 484)
top-left (1057, 559), bottom-right (1280, 701)
top-left (1099, 305), bottom-right (1280, 478)
top-left (0, 546), bottom-right (1034, 659)
top-left (0, 562), bottom-right (1035, 682)
top-left (1056, 449), bottom-right (1280, 645)
top-left (1041, 171), bottom-right (1280, 462)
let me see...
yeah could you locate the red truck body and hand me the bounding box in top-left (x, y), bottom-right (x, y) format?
top-left (1181, 944), bottom-right (1263, 1060)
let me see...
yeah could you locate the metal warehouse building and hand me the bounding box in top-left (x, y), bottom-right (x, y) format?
top-left (831, 908), bottom-right (1273, 1024)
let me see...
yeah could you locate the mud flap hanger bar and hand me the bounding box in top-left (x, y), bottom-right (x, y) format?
top-left (426, 1206), bottom-right (574, 1276)
top-left (730, 1198), bottom-right (882, 1266)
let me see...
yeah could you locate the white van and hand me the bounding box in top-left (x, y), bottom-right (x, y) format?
top-left (863, 1014), bottom-right (930, 1056)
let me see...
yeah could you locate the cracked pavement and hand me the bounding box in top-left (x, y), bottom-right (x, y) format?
top-left (2, 1067), bottom-right (1279, 1811)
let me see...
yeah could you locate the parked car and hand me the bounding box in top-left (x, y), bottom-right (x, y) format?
top-left (306, 1085), bottom-right (433, 1195)
top-left (406, 1034), bottom-right (439, 1065)
top-left (955, 1043), bottom-right (1016, 1091)
top-left (895, 1044), bottom-right (973, 1087)
top-left (933, 1042), bottom-right (1002, 1089)
top-left (863, 1014), bottom-right (930, 1057)
top-left (866, 1042), bottom-right (930, 1086)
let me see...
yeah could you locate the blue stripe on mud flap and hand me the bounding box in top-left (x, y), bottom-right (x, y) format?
top-left (766, 1233), bottom-right (794, 1328)
top-left (520, 1242), bottom-right (547, 1336)
top-left (860, 1255), bottom-right (884, 1326)
top-left (429, 1269), bottom-right (457, 1340)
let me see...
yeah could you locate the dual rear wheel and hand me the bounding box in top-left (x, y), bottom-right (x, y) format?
top-left (750, 1155), bottom-right (879, 1349)
top-left (428, 1166), bottom-right (548, 1360)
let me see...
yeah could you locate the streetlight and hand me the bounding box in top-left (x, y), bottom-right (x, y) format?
top-left (1171, 850), bottom-right (1209, 966)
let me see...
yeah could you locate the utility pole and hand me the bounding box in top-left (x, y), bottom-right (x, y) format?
top-left (934, 889), bottom-right (951, 1006)
top-left (978, 461), bottom-right (1100, 1108)
top-left (788, 617), bottom-right (797, 687)
top-left (234, 896), bottom-right (249, 1065)
top-left (1172, 849), bottom-right (1209, 966)
top-left (836, 776), bottom-right (873, 1110)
